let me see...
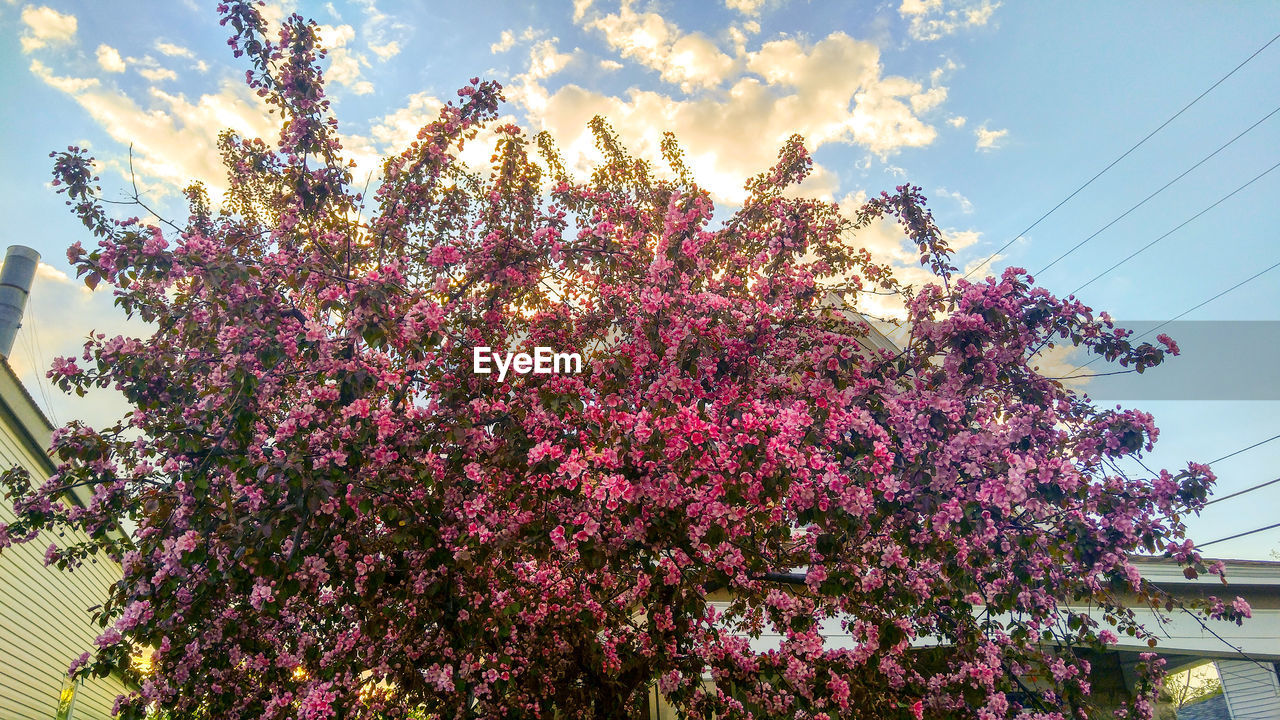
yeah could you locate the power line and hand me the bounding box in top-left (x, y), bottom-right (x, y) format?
top-left (963, 31), bottom-right (1280, 280)
top-left (1196, 522), bottom-right (1280, 549)
top-left (1191, 435), bottom-right (1280, 508)
top-left (1068, 159), bottom-right (1280, 295)
top-left (11, 273), bottom-right (60, 427)
top-left (17, 327), bottom-right (58, 426)
top-left (1035, 104), bottom-right (1280, 277)
top-left (1208, 432), bottom-right (1280, 466)
top-left (1058, 258), bottom-right (1280, 380)
top-left (26, 281), bottom-right (59, 427)
top-left (1205, 477), bottom-right (1280, 507)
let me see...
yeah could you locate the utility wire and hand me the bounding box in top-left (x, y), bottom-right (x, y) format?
top-left (963, 31), bottom-right (1280, 280)
top-left (18, 326), bottom-right (59, 426)
top-left (1192, 434), bottom-right (1280, 507)
top-left (29, 314), bottom-right (58, 428)
top-left (1190, 435), bottom-right (1280, 544)
top-left (1144, 577), bottom-right (1277, 676)
top-left (1208, 432), bottom-right (1280, 466)
top-left (1036, 105), bottom-right (1280, 277)
top-left (1205, 477), bottom-right (1280, 507)
top-left (1059, 258), bottom-right (1280, 380)
top-left (1196, 522), bottom-right (1280, 549)
top-left (1167, 605), bottom-right (1280, 682)
top-left (1068, 159), bottom-right (1280, 295)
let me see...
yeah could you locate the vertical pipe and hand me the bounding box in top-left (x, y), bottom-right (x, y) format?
top-left (0, 245), bottom-right (40, 358)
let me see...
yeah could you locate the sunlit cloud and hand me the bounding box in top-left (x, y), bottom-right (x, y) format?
top-left (526, 38), bottom-right (574, 81)
top-left (899, 0), bottom-right (1000, 42)
top-left (19, 4), bottom-right (77, 52)
top-left (155, 40), bottom-right (195, 58)
top-left (510, 21), bottom-right (945, 204)
top-left (583, 3), bottom-right (736, 91)
top-left (96, 44), bottom-right (127, 73)
top-left (138, 66), bottom-right (178, 83)
top-left (724, 0), bottom-right (768, 17)
top-left (934, 187), bottom-right (973, 213)
top-left (844, 216), bottom-right (985, 319)
top-left (316, 23), bottom-right (374, 95)
top-left (349, 0), bottom-right (409, 63)
top-left (491, 29), bottom-right (517, 54)
top-left (974, 124), bottom-right (1008, 150)
top-left (29, 59), bottom-right (99, 94)
top-left (28, 55), bottom-right (278, 197)
top-left (368, 40), bottom-right (400, 60)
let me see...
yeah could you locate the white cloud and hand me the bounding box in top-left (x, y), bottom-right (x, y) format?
top-left (96, 44), bottom-right (126, 73)
top-left (332, 130), bottom-right (382, 185)
top-left (849, 81), bottom-right (939, 155)
top-left (899, 0), bottom-right (941, 16)
top-left (726, 25), bottom-right (748, 55)
top-left (725, 0), bottom-right (766, 16)
top-left (154, 40), bottom-right (195, 58)
top-left (491, 29), bottom-right (516, 54)
top-left (573, 0), bottom-right (593, 23)
top-left (837, 190), bottom-right (869, 212)
top-left (779, 163), bottom-right (841, 203)
top-left (964, 1), bottom-right (999, 27)
top-left (29, 57), bottom-right (278, 196)
top-left (934, 186), bottom-right (973, 213)
top-left (599, 59), bottom-right (623, 71)
top-left (511, 29), bottom-right (940, 205)
top-left (846, 217), bottom-right (984, 318)
top-left (947, 115), bottom-right (966, 128)
top-left (19, 5), bottom-right (77, 52)
top-left (367, 91), bottom-right (444, 151)
top-left (929, 58), bottom-right (958, 85)
top-left (138, 66), bottom-right (178, 83)
top-left (1031, 342), bottom-right (1091, 389)
top-left (347, 89), bottom-right (521, 183)
top-left (526, 38), bottom-right (573, 80)
top-left (29, 59), bottom-right (98, 93)
top-left (369, 40), bottom-right (400, 60)
top-left (35, 262), bottom-right (68, 285)
top-left (974, 124), bottom-right (1007, 150)
top-left (899, 0), bottom-right (1000, 42)
top-left (257, 0), bottom-right (297, 39)
top-left (909, 85), bottom-right (946, 113)
top-left (350, 0), bottom-right (408, 64)
top-left (584, 4), bottom-right (736, 91)
top-left (316, 23), bottom-right (374, 95)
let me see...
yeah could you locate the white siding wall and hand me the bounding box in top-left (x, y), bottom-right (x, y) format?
top-left (1216, 659), bottom-right (1280, 720)
top-left (0, 402), bottom-right (129, 719)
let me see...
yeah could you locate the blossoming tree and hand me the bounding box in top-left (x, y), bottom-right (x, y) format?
top-left (0, 4), bottom-right (1250, 719)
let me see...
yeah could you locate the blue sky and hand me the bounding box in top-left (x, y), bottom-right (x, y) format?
top-left (1, 1), bottom-right (1278, 558)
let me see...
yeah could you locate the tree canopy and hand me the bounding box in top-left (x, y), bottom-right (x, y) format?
top-left (0, 4), bottom-right (1251, 719)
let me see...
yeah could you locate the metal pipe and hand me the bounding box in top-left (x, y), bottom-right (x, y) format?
top-left (0, 245), bottom-right (40, 359)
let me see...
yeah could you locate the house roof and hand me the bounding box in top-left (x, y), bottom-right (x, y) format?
top-left (1177, 692), bottom-right (1230, 720)
top-left (0, 355), bottom-right (103, 512)
top-left (0, 355), bottom-right (55, 475)
top-left (1129, 555), bottom-right (1280, 587)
